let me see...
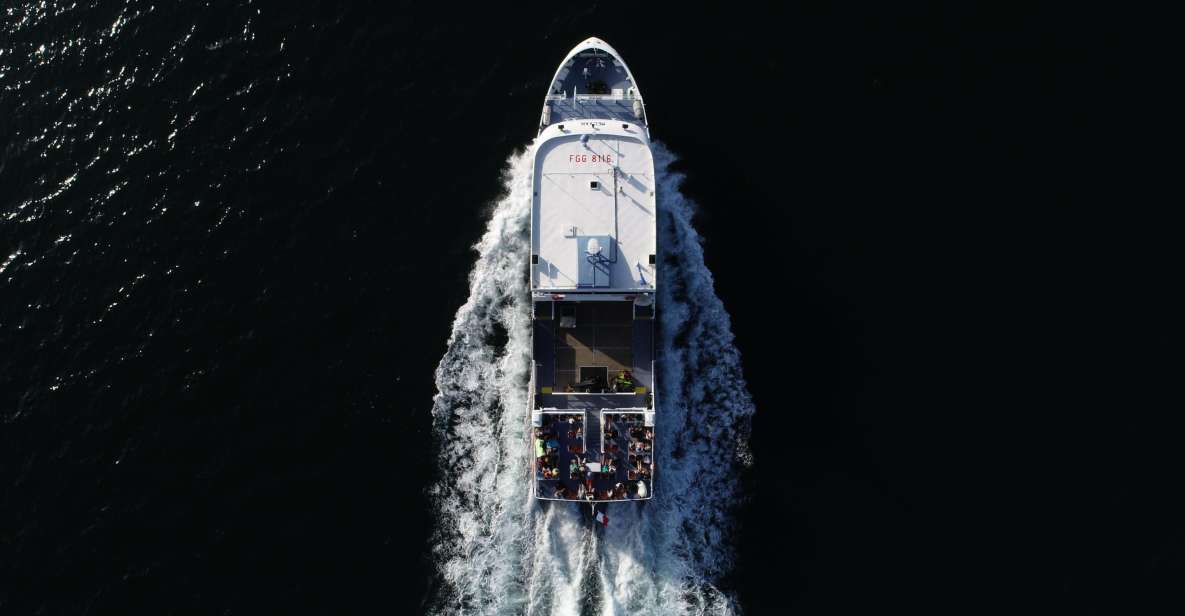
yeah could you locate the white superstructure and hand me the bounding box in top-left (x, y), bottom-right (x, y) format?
top-left (531, 123), bottom-right (656, 292)
top-left (529, 38), bottom-right (657, 505)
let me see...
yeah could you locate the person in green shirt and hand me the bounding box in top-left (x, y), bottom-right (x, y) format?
top-left (612, 370), bottom-right (634, 392)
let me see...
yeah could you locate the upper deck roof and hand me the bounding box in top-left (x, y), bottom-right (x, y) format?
top-left (531, 122), bottom-right (655, 292)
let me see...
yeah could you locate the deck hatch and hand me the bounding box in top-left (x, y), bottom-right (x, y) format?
top-left (577, 235), bottom-right (613, 287)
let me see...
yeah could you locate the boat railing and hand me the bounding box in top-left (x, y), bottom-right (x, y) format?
top-left (545, 92), bottom-right (641, 103)
top-left (528, 361), bottom-right (538, 409)
top-left (649, 360), bottom-right (656, 409)
top-left (648, 359), bottom-right (656, 498)
top-left (574, 93), bottom-right (639, 102)
top-left (647, 360), bottom-right (656, 422)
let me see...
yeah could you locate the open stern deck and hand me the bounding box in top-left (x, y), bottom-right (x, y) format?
top-left (531, 300), bottom-right (655, 502)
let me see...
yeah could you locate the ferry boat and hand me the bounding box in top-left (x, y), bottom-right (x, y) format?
top-left (530, 38), bottom-right (656, 505)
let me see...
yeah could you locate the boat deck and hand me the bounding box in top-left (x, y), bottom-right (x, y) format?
top-left (546, 97), bottom-right (643, 124)
top-left (533, 410), bottom-right (653, 501)
top-left (532, 299), bottom-right (654, 502)
top-left (532, 301), bottom-right (652, 393)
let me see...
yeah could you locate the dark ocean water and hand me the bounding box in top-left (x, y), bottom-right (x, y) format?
top-left (3, 1), bottom-right (1179, 614)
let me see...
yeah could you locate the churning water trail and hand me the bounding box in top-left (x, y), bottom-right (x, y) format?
top-left (430, 142), bottom-right (755, 616)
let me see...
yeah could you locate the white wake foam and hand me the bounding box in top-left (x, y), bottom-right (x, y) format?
top-left (429, 142), bottom-right (755, 616)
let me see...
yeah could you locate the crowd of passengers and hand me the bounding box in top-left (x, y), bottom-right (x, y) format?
top-left (534, 414), bottom-right (583, 480)
top-left (603, 413), bottom-right (653, 483)
top-left (534, 412), bottom-right (655, 501)
top-left (549, 473), bottom-right (642, 501)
